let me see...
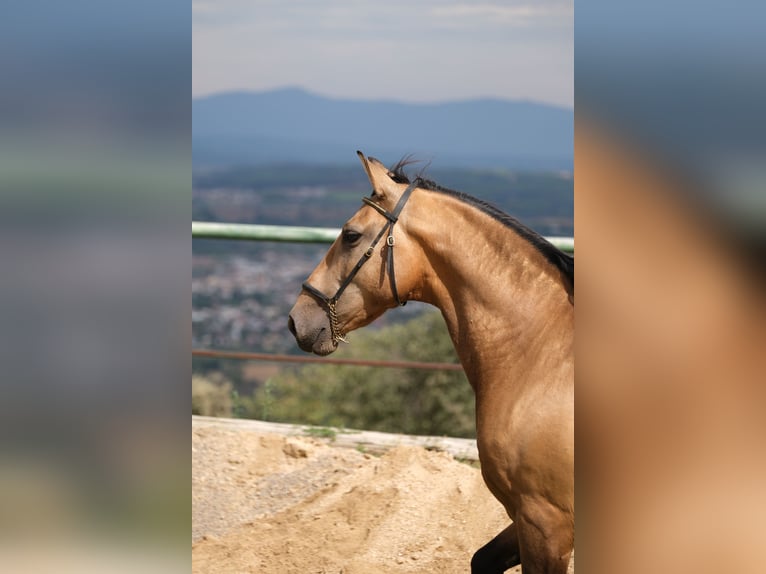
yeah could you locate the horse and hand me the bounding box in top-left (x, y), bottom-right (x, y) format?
top-left (287, 152), bottom-right (574, 573)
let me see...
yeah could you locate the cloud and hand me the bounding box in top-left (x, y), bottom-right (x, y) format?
top-left (429, 1), bottom-right (573, 28)
top-left (193, 0), bottom-right (570, 32)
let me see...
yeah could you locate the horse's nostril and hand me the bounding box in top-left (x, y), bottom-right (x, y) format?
top-left (287, 315), bottom-right (297, 337)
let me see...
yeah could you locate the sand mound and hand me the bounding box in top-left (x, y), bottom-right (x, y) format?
top-left (193, 421), bottom-right (572, 573)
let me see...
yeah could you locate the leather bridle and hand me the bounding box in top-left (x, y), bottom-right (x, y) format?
top-left (301, 181), bottom-right (418, 344)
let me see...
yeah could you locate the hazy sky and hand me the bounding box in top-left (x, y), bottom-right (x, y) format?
top-left (193, 0), bottom-right (573, 108)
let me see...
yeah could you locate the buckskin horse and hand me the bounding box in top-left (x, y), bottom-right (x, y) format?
top-left (288, 152), bottom-right (574, 573)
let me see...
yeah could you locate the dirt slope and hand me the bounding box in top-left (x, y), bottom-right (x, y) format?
top-left (193, 421), bottom-right (573, 573)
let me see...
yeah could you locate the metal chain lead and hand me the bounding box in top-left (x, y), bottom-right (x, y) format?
top-left (327, 300), bottom-right (348, 344)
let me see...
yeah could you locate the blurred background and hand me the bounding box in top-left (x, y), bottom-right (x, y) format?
top-left (0, 0), bottom-right (189, 572)
top-left (576, 0), bottom-right (766, 572)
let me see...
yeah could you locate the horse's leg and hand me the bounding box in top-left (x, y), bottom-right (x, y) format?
top-left (471, 522), bottom-right (521, 574)
top-left (515, 504), bottom-right (573, 574)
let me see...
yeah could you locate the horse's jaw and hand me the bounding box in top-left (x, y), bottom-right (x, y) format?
top-left (311, 335), bottom-right (338, 356)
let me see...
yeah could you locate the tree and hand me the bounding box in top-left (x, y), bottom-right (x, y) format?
top-left (248, 311), bottom-right (477, 438)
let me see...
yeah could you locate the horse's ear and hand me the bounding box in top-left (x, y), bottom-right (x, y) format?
top-left (357, 151), bottom-right (395, 199)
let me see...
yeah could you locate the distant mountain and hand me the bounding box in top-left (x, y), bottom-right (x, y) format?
top-left (193, 88), bottom-right (573, 170)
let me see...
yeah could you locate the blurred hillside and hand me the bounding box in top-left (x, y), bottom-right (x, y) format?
top-left (193, 87), bottom-right (573, 170)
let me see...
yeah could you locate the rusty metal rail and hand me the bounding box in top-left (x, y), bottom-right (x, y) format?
top-left (192, 348), bottom-right (464, 371)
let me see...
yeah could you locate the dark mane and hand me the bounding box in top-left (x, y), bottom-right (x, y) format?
top-left (390, 161), bottom-right (574, 289)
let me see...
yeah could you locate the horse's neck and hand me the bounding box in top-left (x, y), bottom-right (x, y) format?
top-left (409, 193), bottom-right (573, 396)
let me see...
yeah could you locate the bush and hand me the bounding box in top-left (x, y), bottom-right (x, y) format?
top-left (192, 373), bottom-right (233, 417)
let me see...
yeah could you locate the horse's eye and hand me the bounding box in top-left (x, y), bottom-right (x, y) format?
top-left (342, 229), bottom-right (362, 245)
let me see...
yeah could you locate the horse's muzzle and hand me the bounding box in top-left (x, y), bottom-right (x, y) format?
top-left (287, 312), bottom-right (337, 356)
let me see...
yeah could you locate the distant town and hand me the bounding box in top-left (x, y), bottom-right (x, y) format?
top-left (193, 246), bottom-right (324, 354)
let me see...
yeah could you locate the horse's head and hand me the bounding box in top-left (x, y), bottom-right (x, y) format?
top-left (288, 152), bottom-right (422, 355)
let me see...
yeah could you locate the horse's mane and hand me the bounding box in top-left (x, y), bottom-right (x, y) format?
top-left (389, 158), bottom-right (574, 288)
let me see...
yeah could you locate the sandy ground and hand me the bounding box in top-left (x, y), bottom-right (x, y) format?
top-left (192, 420), bottom-right (573, 573)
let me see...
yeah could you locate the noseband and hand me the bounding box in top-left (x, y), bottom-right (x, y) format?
top-left (301, 181), bottom-right (418, 344)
